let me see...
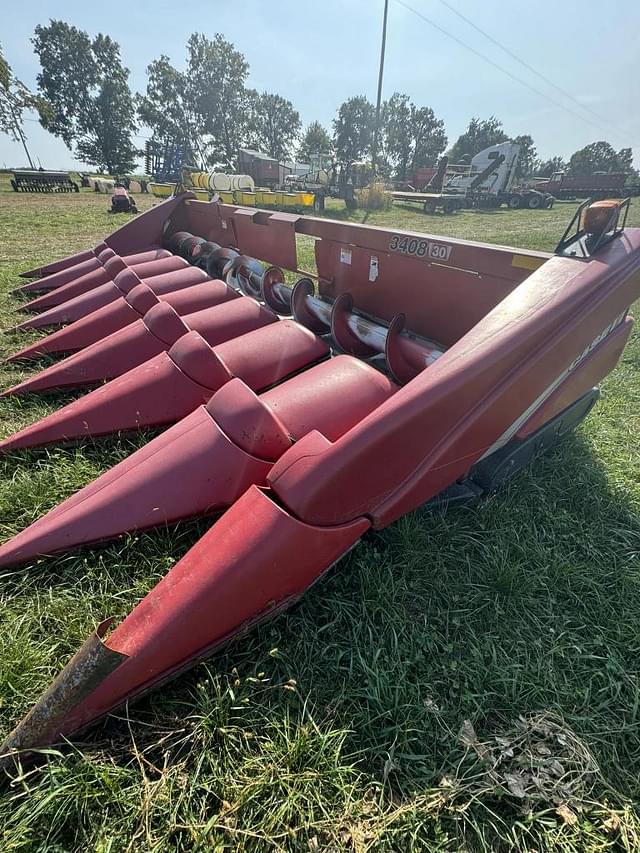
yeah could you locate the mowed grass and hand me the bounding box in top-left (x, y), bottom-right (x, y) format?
top-left (0, 176), bottom-right (640, 852)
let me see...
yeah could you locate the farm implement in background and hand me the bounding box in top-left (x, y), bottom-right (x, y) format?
top-left (11, 170), bottom-right (79, 193)
top-left (0, 193), bottom-right (639, 770)
top-left (149, 168), bottom-right (318, 213)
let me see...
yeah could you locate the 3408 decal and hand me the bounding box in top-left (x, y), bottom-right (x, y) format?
top-left (388, 235), bottom-right (453, 261)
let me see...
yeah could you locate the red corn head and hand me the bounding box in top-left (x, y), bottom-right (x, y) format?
top-left (14, 248), bottom-right (172, 295)
top-left (16, 243), bottom-right (110, 280)
top-left (20, 255), bottom-right (190, 314)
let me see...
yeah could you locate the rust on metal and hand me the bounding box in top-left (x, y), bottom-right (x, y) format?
top-left (0, 618), bottom-right (127, 771)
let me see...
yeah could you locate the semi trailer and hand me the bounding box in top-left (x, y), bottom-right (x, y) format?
top-left (533, 171), bottom-right (640, 200)
top-left (391, 143), bottom-right (554, 213)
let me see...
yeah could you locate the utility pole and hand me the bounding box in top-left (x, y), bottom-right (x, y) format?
top-left (9, 101), bottom-right (35, 169)
top-left (371, 0), bottom-right (389, 176)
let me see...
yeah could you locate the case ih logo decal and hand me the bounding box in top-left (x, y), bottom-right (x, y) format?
top-left (388, 235), bottom-right (453, 261)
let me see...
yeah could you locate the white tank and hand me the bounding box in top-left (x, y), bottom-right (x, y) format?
top-left (229, 174), bottom-right (255, 191)
top-left (209, 172), bottom-right (231, 191)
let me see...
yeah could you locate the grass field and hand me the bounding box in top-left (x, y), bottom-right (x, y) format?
top-left (1, 178), bottom-right (639, 852)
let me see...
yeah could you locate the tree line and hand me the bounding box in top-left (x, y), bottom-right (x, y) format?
top-left (0, 22), bottom-right (636, 182)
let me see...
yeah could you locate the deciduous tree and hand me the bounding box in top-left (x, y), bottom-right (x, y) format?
top-left (139, 33), bottom-right (253, 170)
top-left (568, 141), bottom-right (636, 176)
top-left (511, 134), bottom-right (537, 179)
top-left (297, 121), bottom-right (333, 163)
top-left (75, 76), bottom-right (138, 174)
top-left (32, 21), bottom-right (137, 173)
top-left (383, 92), bottom-right (447, 181)
top-left (333, 96), bottom-right (374, 181)
top-left (248, 92), bottom-right (301, 161)
top-left (0, 43), bottom-right (48, 166)
top-left (137, 54), bottom-right (203, 165)
top-left (185, 33), bottom-right (251, 168)
top-left (534, 155), bottom-right (566, 177)
top-left (448, 116), bottom-right (508, 163)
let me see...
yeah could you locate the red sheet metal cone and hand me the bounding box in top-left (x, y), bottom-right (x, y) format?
top-left (14, 247), bottom-right (121, 295)
top-left (16, 257), bottom-right (104, 295)
top-left (21, 255), bottom-right (188, 313)
top-left (6, 279), bottom-right (238, 362)
top-left (13, 248), bottom-right (172, 295)
top-left (0, 322), bottom-right (329, 452)
top-left (19, 248), bottom-right (100, 278)
top-left (0, 406), bottom-right (274, 569)
top-left (17, 282), bottom-right (125, 327)
top-left (0, 487), bottom-right (368, 761)
top-left (17, 245), bottom-right (107, 280)
top-left (0, 336), bottom-right (220, 454)
top-left (0, 356), bottom-right (393, 569)
top-left (6, 287), bottom-right (160, 361)
top-left (13, 267), bottom-right (208, 330)
top-left (1, 299), bottom-right (277, 397)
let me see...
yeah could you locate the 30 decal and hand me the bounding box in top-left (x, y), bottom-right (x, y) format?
top-left (388, 235), bottom-right (453, 261)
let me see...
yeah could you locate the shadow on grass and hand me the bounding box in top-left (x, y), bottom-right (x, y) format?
top-left (390, 202), bottom-right (515, 219)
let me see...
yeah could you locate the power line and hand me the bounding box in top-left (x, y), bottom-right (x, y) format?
top-left (436, 0), bottom-right (636, 138)
top-left (393, 0), bottom-right (634, 141)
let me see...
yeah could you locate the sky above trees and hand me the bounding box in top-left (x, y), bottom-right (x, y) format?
top-left (1, 0), bottom-right (639, 170)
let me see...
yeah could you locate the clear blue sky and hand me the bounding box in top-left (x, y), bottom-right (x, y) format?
top-left (2, 0), bottom-right (639, 170)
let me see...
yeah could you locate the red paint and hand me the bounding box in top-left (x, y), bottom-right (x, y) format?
top-left (0, 355), bottom-right (391, 568)
top-left (22, 255), bottom-right (189, 313)
top-left (516, 317), bottom-right (634, 438)
top-left (18, 247), bottom-right (100, 280)
top-left (1, 298), bottom-right (278, 396)
top-left (57, 488), bottom-right (368, 740)
top-left (14, 267), bottom-right (208, 329)
top-left (7, 279), bottom-right (239, 362)
top-left (15, 248), bottom-right (172, 295)
top-left (0, 322), bottom-right (329, 453)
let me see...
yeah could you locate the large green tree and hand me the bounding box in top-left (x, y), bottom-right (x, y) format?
top-left (447, 116), bottom-right (509, 164)
top-left (568, 141), bottom-right (636, 176)
top-left (248, 92), bottom-right (301, 161)
top-left (297, 121), bottom-right (333, 163)
top-left (185, 33), bottom-right (251, 168)
top-left (32, 21), bottom-right (137, 172)
top-left (333, 96), bottom-right (375, 181)
top-left (137, 54), bottom-right (203, 165)
top-left (75, 76), bottom-right (138, 173)
top-left (382, 92), bottom-right (447, 181)
top-left (138, 33), bottom-right (253, 170)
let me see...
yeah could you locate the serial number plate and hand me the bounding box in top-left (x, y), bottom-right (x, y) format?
top-left (388, 235), bottom-right (453, 261)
